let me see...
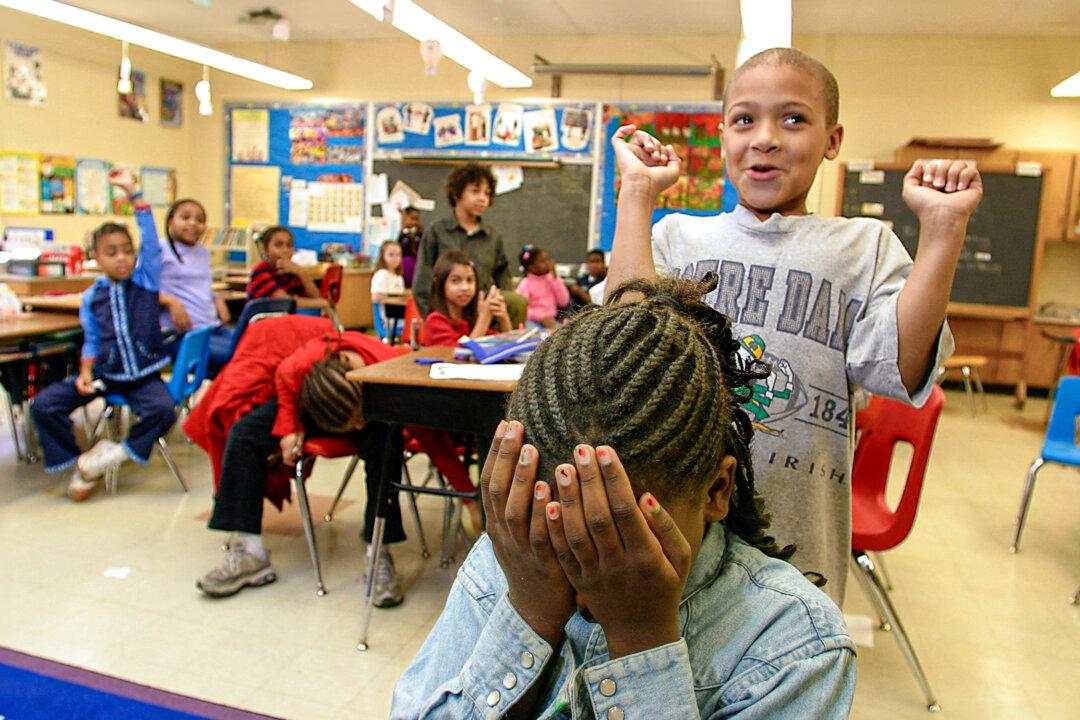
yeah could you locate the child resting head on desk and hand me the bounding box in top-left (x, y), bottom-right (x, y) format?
top-left (392, 275), bottom-right (855, 719)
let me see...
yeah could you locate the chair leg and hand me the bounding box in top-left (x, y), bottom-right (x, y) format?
top-left (1011, 457), bottom-right (1045, 553)
top-left (5, 392), bottom-right (26, 462)
top-left (441, 499), bottom-right (463, 568)
top-left (157, 437), bottom-right (189, 492)
top-left (961, 366), bottom-right (975, 417)
top-left (971, 366), bottom-right (989, 412)
top-left (399, 461), bottom-right (430, 559)
top-left (104, 405), bottom-right (119, 494)
top-left (324, 456), bottom-right (359, 522)
top-left (293, 458), bottom-right (326, 597)
top-left (357, 515), bottom-right (386, 651)
top-left (849, 553), bottom-right (891, 631)
top-left (854, 552), bottom-right (940, 712)
top-left (872, 551), bottom-right (894, 592)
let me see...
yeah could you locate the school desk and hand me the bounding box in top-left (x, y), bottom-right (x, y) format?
top-left (0, 274), bottom-right (95, 296)
top-left (0, 312), bottom-right (83, 343)
top-left (1040, 328), bottom-right (1079, 424)
top-left (225, 267), bottom-right (373, 328)
top-left (346, 346), bottom-right (516, 650)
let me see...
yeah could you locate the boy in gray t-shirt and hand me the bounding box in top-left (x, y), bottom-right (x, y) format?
top-left (607, 48), bottom-right (983, 604)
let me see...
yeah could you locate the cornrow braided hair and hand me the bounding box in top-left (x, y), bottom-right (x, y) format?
top-left (299, 335), bottom-right (364, 435)
top-left (507, 273), bottom-right (795, 561)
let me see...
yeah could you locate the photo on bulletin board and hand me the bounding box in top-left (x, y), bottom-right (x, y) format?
top-left (376, 106), bottom-right (405, 144)
top-left (403, 102), bottom-right (433, 134)
top-left (75, 158), bottom-right (110, 215)
top-left (523, 108), bottom-right (559, 153)
top-left (560, 107), bottom-right (592, 151)
top-left (493, 104), bottom-right (523, 146)
top-left (160, 78), bottom-right (182, 127)
top-left (118, 69), bottom-right (149, 122)
top-left (141, 166), bottom-right (176, 207)
top-left (433, 114), bottom-right (464, 147)
top-left (3, 41), bottom-right (46, 106)
top-left (109, 163), bottom-right (141, 215)
top-left (39, 154), bottom-right (75, 214)
top-left (464, 104), bottom-right (491, 146)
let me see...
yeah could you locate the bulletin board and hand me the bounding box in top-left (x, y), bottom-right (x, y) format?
top-left (371, 100), bottom-right (596, 160)
top-left (225, 101), bottom-right (366, 253)
top-left (595, 102), bottom-right (739, 251)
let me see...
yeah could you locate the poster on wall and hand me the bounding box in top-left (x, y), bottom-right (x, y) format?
top-left (433, 114), bottom-right (463, 147)
top-left (40, 155), bottom-right (75, 214)
top-left (3, 41), bottom-right (46, 106)
top-left (0, 152), bottom-right (40, 214)
top-left (231, 108), bottom-right (270, 162)
top-left (402, 102), bottom-right (433, 134)
top-left (464, 104), bottom-right (491, 146)
top-left (523, 108), bottom-right (559, 153)
top-left (141, 166), bottom-right (177, 207)
top-left (230, 164), bottom-right (280, 227)
top-left (560, 107), bottom-right (592, 151)
top-left (492, 104), bottom-right (523, 146)
top-left (160, 78), bottom-right (182, 127)
top-left (75, 158), bottom-right (110, 215)
top-left (118, 69), bottom-right (149, 122)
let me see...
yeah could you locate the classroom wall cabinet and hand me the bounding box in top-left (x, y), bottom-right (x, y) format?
top-left (335, 269), bottom-right (374, 330)
top-left (946, 316), bottom-right (1078, 392)
top-left (1028, 321), bottom-right (1080, 389)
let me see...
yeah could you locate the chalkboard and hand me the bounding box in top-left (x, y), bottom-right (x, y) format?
top-left (839, 164), bottom-right (1043, 309)
top-left (372, 160), bottom-right (594, 267)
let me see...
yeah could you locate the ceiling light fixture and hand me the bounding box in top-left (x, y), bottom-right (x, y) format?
top-left (1050, 71), bottom-right (1080, 97)
top-left (196, 65), bottom-right (213, 115)
top-left (736, 0), bottom-right (791, 67)
top-left (0, 0), bottom-right (313, 90)
top-left (117, 40), bottom-right (133, 94)
top-left (349, 0), bottom-right (531, 89)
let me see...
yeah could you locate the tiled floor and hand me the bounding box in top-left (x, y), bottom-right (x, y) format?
top-left (1, 390), bottom-right (1077, 719)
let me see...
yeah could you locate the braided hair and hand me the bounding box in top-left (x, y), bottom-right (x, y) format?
top-left (507, 274), bottom-right (794, 560)
top-left (299, 340), bottom-right (364, 435)
top-left (163, 198), bottom-right (207, 263)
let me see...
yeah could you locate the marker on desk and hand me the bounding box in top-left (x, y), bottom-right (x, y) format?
top-left (414, 358), bottom-right (442, 365)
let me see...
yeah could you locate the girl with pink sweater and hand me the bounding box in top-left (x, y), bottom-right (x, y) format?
top-left (515, 244), bottom-right (570, 331)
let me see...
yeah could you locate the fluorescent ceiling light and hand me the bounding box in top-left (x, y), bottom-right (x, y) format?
top-left (350, 0), bottom-right (531, 89)
top-left (0, 0), bottom-right (313, 90)
top-left (1050, 71), bottom-right (1080, 97)
top-left (737, 0), bottom-right (791, 67)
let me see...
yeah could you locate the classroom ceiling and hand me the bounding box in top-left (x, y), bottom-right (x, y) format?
top-left (59, 0), bottom-right (1080, 44)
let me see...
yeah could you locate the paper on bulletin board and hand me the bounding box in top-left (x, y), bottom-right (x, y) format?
top-left (305, 181), bottom-right (363, 233)
top-left (75, 158), bottom-right (110, 215)
top-left (0, 151), bottom-right (40, 214)
top-left (288, 178), bottom-right (309, 226)
top-left (492, 165), bottom-right (523, 195)
top-left (366, 173), bottom-right (389, 205)
top-left (231, 108), bottom-right (270, 163)
top-left (141, 166), bottom-right (176, 207)
top-left (230, 164), bottom-right (280, 226)
top-left (39, 154), bottom-right (75, 214)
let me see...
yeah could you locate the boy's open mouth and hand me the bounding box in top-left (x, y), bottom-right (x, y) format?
top-left (748, 164), bottom-right (780, 178)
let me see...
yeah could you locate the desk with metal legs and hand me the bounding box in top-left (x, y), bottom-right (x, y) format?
top-left (346, 346), bottom-right (515, 650)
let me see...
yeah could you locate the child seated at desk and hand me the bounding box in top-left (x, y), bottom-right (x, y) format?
top-left (392, 276), bottom-right (855, 718)
top-left (424, 249), bottom-right (512, 346)
top-left (158, 197), bottom-right (233, 373)
top-left (32, 170), bottom-right (176, 501)
top-left (371, 240), bottom-right (409, 337)
top-left (515, 244), bottom-right (569, 331)
top-left (246, 226), bottom-right (320, 301)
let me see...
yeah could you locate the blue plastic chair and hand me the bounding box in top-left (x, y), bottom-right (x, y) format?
top-left (1011, 375), bottom-right (1080, 552)
top-left (372, 302), bottom-right (403, 344)
top-left (101, 327), bottom-right (213, 494)
top-left (223, 297), bottom-right (297, 363)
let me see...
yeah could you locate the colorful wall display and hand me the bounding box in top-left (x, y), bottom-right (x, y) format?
top-left (0, 151), bottom-right (40, 214)
top-left (39, 154), bottom-right (75, 214)
top-left (74, 158), bottom-right (110, 215)
top-left (372, 101), bottom-right (595, 160)
top-left (226, 102), bottom-right (366, 252)
top-left (118, 69), bottom-right (149, 122)
top-left (141, 166), bottom-right (177, 207)
top-left (3, 41), bottom-right (46, 106)
top-left (160, 79), bottom-right (183, 128)
top-left (595, 102), bottom-right (739, 251)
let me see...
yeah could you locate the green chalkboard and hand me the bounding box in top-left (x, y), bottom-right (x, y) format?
top-left (372, 160), bottom-right (594, 268)
top-left (840, 164), bottom-right (1043, 309)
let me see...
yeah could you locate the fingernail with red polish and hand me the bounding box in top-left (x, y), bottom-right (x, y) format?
top-left (596, 447), bottom-right (610, 464)
top-left (644, 493), bottom-right (660, 514)
top-left (576, 446), bottom-right (591, 465)
top-left (546, 502), bottom-right (560, 520)
top-left (534, 482), bottom-right (546, 501)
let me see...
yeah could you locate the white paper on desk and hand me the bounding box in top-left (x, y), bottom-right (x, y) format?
top-left (429, 363), bottom-right (525, 382)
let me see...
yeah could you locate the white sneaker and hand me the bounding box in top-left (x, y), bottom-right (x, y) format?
top-left (365, 546), bottom-right (404, 608)
top-left (67, 470), bottom-right (98, 502)
top-left (77, 439), bottom-right (129, 480)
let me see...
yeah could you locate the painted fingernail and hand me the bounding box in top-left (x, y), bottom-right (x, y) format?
top-left (643, 493), bottom-right (661, 515)
top-left (534, 482), bottom-right (547, 501)
top-left (557, 466), bottom-right (572, 487)
top-left (519, 446), bottom-right (531, 465)
top-left (546, 502), bottom-right (560, 520)
top-left (576, 446), bottom-right (591, 465)
top-left (495, 420), bottom-right (508, 436)
top-left (597, 447), bottom-right (611, 465)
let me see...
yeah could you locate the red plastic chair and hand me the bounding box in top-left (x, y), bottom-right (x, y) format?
top-left (321, 264), bottom-right (345, 332)
top-left (850, 385), bottom-right (945, 712)
top-left (402, 297), bottom-right (424, 346)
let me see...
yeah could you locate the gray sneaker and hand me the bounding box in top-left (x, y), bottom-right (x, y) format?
top-left (365, 548), bottom-right (403, 608)
top-left (196, 546), bottom-right (276, 598)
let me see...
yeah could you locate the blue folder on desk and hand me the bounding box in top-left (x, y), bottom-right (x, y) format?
top-left (459, 331), bottom-right (542, 365)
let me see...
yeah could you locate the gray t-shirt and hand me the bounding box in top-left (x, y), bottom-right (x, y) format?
top-left (653, 205), bottom-right (952, 604)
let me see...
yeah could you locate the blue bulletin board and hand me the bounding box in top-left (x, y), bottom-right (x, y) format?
top-left (371, 101), bottom-right (596, 161)
top-left (226, 102), bottom-right (366, 253)
top-left (595, 102), bottom-right (739, 251)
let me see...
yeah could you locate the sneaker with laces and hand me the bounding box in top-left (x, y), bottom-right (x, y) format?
top-left (365, 547), bottom-right (404, 608)
top-left (196, 545), bottom-right (276, 598)
top-left (77, 439), bottom-right (129, 480)
top-left (67, 470), bottom-right (99, 502)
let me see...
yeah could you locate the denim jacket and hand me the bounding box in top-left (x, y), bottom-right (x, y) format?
top-left (80, 206), bottom-right (168, 382)
top-left (392, 524), bottom-right (856, 719)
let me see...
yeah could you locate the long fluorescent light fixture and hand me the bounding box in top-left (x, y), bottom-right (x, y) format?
top-left (0, 0), bottom-right (313, 90)
top-left (1050, 71), bottom-right (1080, 97)
top-left (350, 0), bottom-right (531, 88)
top-left (737, 0), bottom-right (791, 67)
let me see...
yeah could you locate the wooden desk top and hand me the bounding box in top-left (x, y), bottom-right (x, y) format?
top-left (18, 294), bottom-right (82, 312)
top-left (0, 312), bottom-right (83, 342)
top-left (347, 346), bottom-right (518, 394)
top-left (381, 296), bottom-right (409, 307)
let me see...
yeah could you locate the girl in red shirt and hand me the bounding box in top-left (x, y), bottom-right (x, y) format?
top-left (423, 249), bottom-right (512, 346)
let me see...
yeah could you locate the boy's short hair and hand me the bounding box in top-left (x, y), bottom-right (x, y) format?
top-left (727, 48), bottom-right (840, 126)
top-left (445, 163), bottom-right (496, 208)
top-left (586, 248), bottom-right (605, 260)
top-left (90, 222), bottom-right (132, 252)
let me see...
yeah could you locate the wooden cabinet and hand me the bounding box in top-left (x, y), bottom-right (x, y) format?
top-left (1029, 321), bottom-right (1080, 389)
top-left (1069, 159), bottom-right (1080, 243)
top-left (1015, 150), bottom-right (1077, 243)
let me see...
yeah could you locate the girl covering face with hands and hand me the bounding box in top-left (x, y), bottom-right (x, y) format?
top-left (393, 275), bottom-right (855, 719)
